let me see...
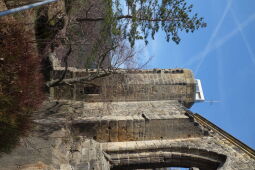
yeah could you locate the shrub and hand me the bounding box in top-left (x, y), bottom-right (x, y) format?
top-left (0, 23), bottom-right (44, 153)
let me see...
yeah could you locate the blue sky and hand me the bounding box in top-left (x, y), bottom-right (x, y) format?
top-left (139, 0), bottom-right (255, 149)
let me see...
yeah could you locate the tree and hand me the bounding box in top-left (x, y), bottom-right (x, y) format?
top-left (46, 0), bottom-right (205, 87)
top-left (76, 0), bottom-right (207, 47)
top-left (45, 35), bottom-right (151, 87)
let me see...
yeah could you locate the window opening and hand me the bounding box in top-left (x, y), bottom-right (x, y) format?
top-left (167, 167), bottom-right (190, 170)
top-left (195, 79), bottom-right (205, 102)
top-left (82, 85), bottom-right (101, 94)
top-left (168, 168), bottom-right (192, 170)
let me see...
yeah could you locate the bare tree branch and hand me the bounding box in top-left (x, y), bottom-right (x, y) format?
top-left (46, 71), bottom-right (113, 87)
top-left (46, 43), bottom-right (72, 87)
top-left (46, 32), bottom-right (152, 87)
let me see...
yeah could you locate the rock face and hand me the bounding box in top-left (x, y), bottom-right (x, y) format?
top-left (0, 68), bottom-right (255, 170)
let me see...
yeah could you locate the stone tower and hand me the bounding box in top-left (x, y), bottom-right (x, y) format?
top-left (0, 68), bottom-right (254, 170)
top-left (52, 68), bottom-right (196, 107)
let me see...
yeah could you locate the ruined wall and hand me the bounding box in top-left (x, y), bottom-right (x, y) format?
top-left (0, 100), bottom-right (111, 170)
top-left (1, 100), bottom-right (254, 170)
top-left (1, 67), bottom-right (255, 170)
top-left (103, 134), bottom-right (255, 170)
top-left (51, 68), bottom-right (196, 108)
top-left (69, 100), bottom-right (204, 142)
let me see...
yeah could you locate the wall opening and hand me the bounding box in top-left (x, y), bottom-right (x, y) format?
top-left (195, 79), bottom-right (205, 102)
top-left (111, 165), bottom-right (202, 170)
top-left (80, 85), bottom-right (101, 94)
top-left (168, 168), bottom-right (191, 170)
top-left (107, 146), bottom-right (226, 170)
top-left (136, 168), bottom-right (193, 170)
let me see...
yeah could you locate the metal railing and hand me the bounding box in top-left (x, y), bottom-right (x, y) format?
top-left (0, 0), bottom-right (59, 17)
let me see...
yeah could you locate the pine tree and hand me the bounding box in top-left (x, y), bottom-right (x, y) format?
top-left (76, 0), bottom-right (206, 47)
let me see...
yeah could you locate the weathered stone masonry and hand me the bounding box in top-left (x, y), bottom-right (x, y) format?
top-left (0, 68), bottom-right (255, 170)
top-left (51, 69), bottom-right (195, 108)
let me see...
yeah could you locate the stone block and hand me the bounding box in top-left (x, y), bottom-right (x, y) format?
top-left (118, 119), bottom-right (127, 141)
top-left (97, 120), bottom-right (109, 142)
top-left (126, 119), bottom-right (134, 141)
top-left (109, 120), bottom-right (118, 142)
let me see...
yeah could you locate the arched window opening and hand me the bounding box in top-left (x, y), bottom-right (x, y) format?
top-left (168, 168), bottom-right (191, 170)
top-left (107, 146), bottom-right (226, 170)
top-left (112, 167), bottom-right (199, 170)
top-left (135, 168), bottom-right (194, 170)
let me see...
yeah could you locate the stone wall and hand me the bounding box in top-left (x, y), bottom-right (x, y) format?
top-left (102, 134), bottom-right (255, 170)
top-left (70, 100), bottom-right (203, 142)
top-left (51, 68), bottom-right (196, 108)
top-left (1, 102), bottom-right (254, 170)
top-left (1, 67), bottom-right (255, 170)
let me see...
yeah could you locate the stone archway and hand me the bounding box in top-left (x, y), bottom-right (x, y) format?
top-left (102, 141), bottom-right (227, 170)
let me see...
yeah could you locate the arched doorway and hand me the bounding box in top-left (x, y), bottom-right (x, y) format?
top-left (105, 146), bottom-right (226, 170)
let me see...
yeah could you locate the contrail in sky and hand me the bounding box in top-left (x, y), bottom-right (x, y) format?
top-left (230, 10), bottom-right (255, 65)
top-left (185, 2), bottom-right (255, 71)
top-left (213, 13), bottom-right (255, 50)
top-left (193, 0), bottom-right (233, 74)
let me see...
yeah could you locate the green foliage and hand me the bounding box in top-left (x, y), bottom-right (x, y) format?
top-left (107, 0), bottom-right (207, 47)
